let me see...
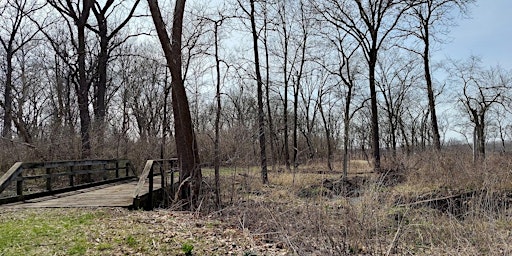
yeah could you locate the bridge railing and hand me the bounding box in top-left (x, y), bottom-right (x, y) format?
top-left (0, 159), bottom-right (137, 204)
top-left (133, 158), bottom-right (179, 210)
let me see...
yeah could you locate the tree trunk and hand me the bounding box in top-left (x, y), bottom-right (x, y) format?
top-left (249, 0), bottom-right (268, 184)
top-left (263, 6), bottom-right (277, 171)
top-left (91, 0), bottom-right (140, 124)
top-left (147, 0), bottom-right (202, 208)
top-left (318, 102), bottom-right (332, 172)
top-left (369, 49), bottom-right (381, 171)
top-left (94, 18), bottom-right (108, 124)
top-left (283, 51), bottom-right (290, 171)
top-left (342, 118), bottom-right (350, 179)
top-left (77, 0), bottom-right (94, 158)
top-left (293, 78), bottom-right (299, 170)
top-left (423, 30), bottom-right (441, 151)
top-left (476, 115), bottom-right (486, 160)
top-left (342, 84), bottom-right (353, 179)
top-left (214, 21), bottom-right (222, 208)
top-left (2, 50), bottom-right (13, 138)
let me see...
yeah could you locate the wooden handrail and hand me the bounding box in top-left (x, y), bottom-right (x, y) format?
top-left (133, 158), bottom-right (178, 209)
top-left (0, 162), bottom-right (23, 195)
top-left (0, 159), bottom-right (136, 204)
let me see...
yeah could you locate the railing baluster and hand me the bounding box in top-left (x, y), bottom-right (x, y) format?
top-left (46, 168), bottom-right (51, 191)
top-left (160, 162), bottom-right (165, 189)
top-left (69, 166), bottom-right (74, 187)
top-left (87, 164), bottom-right (92, 183)
top-left (102, 163), bottom-right (107, 180)
top-left (149, 165), bottom-right (154, 209)
top-left (16, 173), bottom-right (23, 196)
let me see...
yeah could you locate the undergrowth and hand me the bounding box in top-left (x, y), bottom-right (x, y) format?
top-left (1, 152), bottom-right (512, 255)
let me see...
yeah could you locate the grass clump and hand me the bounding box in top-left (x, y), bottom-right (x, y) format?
top-left (181, 242), bottom-right (194, 255)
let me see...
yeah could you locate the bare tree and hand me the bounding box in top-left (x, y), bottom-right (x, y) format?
top-left (272, 1), bottom-right (292, 170)
top-left (48, 0), bottom-right (94, 158)
top-left (316, 71), bottom-right (337, 171)
top-left (405, 0), bottom-right (475, 151)
top-left (87, 0), bottom-right (141, 124)
top-left (261, 1), bottom-right (278, 170)
top-left (0, 0), bottom-right (44, 139)
top-left (376, 52), bottom-right (420, 158)
top-left (450, 57), bottom-right (510, 161)
top-left (236, 0), bottom-right (268, 183)
top-left (147, 0), bottom-right (202, 208)
top-left (251, 0), bottom-right (269, 183)
top-left (202, 11), bottom-right (232, 208)
top-left (316, 0), bottom-right (415, 171)
top-left (292, 0), bottom-right (312, 171)
top-left (318, 25), bottom-right (365, 178)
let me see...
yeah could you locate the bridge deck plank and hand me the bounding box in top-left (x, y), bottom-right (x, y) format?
top-left (2, 177), bottom-right (162, 208)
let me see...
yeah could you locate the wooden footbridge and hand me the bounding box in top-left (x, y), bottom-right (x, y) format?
top-left (0, 159), bottom-right (179, 210)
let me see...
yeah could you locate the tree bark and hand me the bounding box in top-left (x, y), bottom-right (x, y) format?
top-left (263, 8), bottom-right (277, 171)
top-left (282, 32), bottom-right (290, 171)
top-left (213, 20), bottom-right (222, 208)
top-left (318, 102), bottom-right (332, 171)
top-left (76, 0), bottom-right (94, 158)
top-left (90, 0), bottom-right (140, 124)
top-left (423, 28), bottom-right (441, 151)
top-left (147, 0), bottom-right (202, 208)
top-left (369, 48), bottom-right (381, 171)
top-left (93, 11), bottom-right (108, 123)
top-left (249, 0), bottom-right (268, 184)
top-left (2, 51), bottom-right (13, 138)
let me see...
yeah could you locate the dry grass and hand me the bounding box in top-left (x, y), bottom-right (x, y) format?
top-left (0, 207), bottom-right (287, 256)
top-left (205, 152), bottom-right (512, 255)
top-left (2, 151), bottom-right (512, 255)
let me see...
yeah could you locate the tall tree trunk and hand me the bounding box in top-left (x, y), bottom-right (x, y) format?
top-left (77, 0), bottom-right (94, 158)
top-left (293, 78), bottom-right (298, 170)
top-left (423, 29), bottom-right (441, 151)
top-left (342, 118), bottom-right (350, 179)
top-left (147, 0), bottom-right (202, 208)
top-left (342, 83), bottom-right (353, 180)
top-left (250, 0), bottom-right (268, 184)
top-left (213, 21), bottom-right (222, 208)
top-left (263, 5), bottom-right (276, 171)
top-left (293, 23), bottom-right (307, 170)
top-left (283, 49), bottom-right (290, 171)
top-left (369, 49), bottom-right (381, 171)
top-left (319, 103), bottom-right (332, 171)
top-left (476, 115), bottom-right (486, 160)
top-left (2, 51), bottom-right (13, 138)
top-left (94, 14), bottom-right (108, 123)
top-left (91, 0), bottom-right (140, 124)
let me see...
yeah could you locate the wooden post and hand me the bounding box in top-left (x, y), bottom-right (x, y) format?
top-left (87, 164), bottom-right (92, 183)
top-left (170, 160), bottom-right (176, 198)
top-left (69, 166), bottom-right (74, 187)
top-left (148, 165), bottom-right (154, 209)
top-left (115, 161), bottom-right (119, 178)
top-left (46, 168), bottom-right (52, 191)
top-left (160, 161), bottom-right (165, 189)
top-left (102, 163), bottom-right (107, 180)
top-left (16, 174), bottom-right (23, 196)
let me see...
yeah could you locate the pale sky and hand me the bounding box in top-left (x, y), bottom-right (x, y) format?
top-left (437, 0), bottom-right (512, 69)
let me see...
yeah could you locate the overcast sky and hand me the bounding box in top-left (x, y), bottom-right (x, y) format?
top-left (436, 0), bottom-right (512, 69)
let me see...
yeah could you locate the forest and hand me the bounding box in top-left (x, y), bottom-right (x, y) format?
top-left (2, 0), bottom-right (512, 255)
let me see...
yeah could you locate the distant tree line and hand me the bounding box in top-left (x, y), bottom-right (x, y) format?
top-left (3, 0), bottom-right (512, 207)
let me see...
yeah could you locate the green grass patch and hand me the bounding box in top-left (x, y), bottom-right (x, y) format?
top-left (0, 209), bottom-right (100, 256)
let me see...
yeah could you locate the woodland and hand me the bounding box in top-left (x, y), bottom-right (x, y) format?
top-left (2, 0), bottom-right (512, 255)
